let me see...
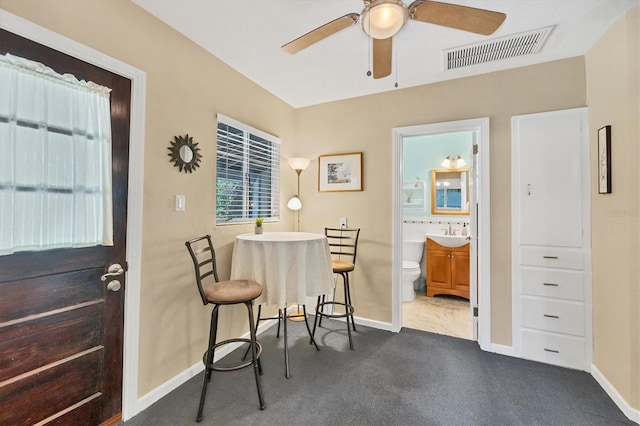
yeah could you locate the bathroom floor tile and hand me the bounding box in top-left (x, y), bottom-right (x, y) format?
top-left (402, 293), bottom-right (472, 339)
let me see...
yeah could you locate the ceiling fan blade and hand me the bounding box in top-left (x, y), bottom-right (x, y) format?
top-left (282, 13), bottom-right (359, 54)
top-left (372, 37), bottom-right (392, 79)
top-left (409, 0), bottom-right (506, 36)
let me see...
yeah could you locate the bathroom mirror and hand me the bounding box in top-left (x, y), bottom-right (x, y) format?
top-left (431, 168), bottom-right (470, 215)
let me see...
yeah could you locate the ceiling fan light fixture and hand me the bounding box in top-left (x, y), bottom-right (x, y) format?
top-left (361, 0), bottom-right (408, 39)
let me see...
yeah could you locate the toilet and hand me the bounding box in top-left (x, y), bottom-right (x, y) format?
top-left (402, 239), bottom-right (424, 302)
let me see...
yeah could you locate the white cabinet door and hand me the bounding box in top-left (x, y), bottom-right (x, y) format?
top-left (512, 109), bottom-right (586, 248)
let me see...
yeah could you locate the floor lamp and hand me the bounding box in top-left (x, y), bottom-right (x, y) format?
top-left (286, 157), bottom-right (310, 231)
top-left (287, 157), bottom-right (310, 321)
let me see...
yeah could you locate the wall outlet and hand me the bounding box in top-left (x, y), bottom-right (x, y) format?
top-left (339, 217), bottom-right (347, 228)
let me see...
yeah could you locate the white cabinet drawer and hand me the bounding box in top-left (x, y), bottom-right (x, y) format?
top-left (520, 246), bottom-right (584, 270)
top-left (520, 267), bottom-right (584, 301)
top-left (521, 297), bottom-right (584, 336)
top-left (521, 329), bottom-right (586, 370)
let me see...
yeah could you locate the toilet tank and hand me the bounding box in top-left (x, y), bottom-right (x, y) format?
top-left (403, 240), bottom-right (424, 263)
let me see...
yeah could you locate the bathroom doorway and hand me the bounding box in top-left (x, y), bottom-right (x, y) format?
top-left (391, 118), bottom-right (491, 350)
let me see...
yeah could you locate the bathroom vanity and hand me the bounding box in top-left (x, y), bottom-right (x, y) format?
top-left (425, 237), bottom-right (470, 299)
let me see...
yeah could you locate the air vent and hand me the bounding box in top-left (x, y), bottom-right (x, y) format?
top-left (444, 26), bottom-right (554, 70)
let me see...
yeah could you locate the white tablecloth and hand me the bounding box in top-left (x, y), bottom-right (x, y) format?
top-left (230, 232), bottom-right (334, 307)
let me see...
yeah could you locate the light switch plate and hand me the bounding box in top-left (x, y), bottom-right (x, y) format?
top-left (175, 195), bottom-right (185, 212)
top-left (340, 217), bottom-right (347, 228)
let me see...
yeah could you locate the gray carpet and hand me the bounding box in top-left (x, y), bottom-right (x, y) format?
top-left (122, 318), bottom-right (633, 425)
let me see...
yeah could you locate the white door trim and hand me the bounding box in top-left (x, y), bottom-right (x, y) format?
top-left (392, 118), bottom-right (491, 350)
top-left (0, 10), bottom-right (146, 420)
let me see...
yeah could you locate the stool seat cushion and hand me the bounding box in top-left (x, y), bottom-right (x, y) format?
top-left (332, 259), bottom-right (355, 273)
top-left (204, 280), bottom-right (263, 303)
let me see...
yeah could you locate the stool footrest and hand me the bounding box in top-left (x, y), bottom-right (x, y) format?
top-left (203, 338), bottom-right (262, 371)
top-left (316, 301), bottom-right (354, 319)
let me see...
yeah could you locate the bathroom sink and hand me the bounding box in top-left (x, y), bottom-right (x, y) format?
top-left (425, 234), bottom-right (469, 248)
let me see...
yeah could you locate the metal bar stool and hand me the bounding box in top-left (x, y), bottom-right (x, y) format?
top-left (312, 227), bottom-right (360, 350)
top-left (186, 235), bottom-right (265, 422)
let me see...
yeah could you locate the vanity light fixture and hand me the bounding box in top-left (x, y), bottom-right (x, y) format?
top-left (441, 155), bottom-right (466, 168)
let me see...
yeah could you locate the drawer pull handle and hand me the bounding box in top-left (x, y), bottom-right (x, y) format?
top-left (544, 314), bottom-right (559, 319)
top-left (543, 282), bottom-right (559, 287)
top-left (543, 256), bottom-right (559, 259)
top-left (544, 348), bottom-right (559, 353)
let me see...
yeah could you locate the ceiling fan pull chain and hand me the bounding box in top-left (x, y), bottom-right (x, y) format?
top-left (394, 48), bottom-right (399, 88)
top-left (366, 13), bottom-right (372, 77)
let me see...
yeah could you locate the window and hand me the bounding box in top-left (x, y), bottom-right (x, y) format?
top-left (216, 114), bottom-right (280, 224)
top-left (0, 53), bottom-right (113, 255)
top-left (435, 188), bottom-right (462, 210)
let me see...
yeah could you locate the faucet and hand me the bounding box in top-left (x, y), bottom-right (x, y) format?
top-left (442, 223), bottom-right (455, 236)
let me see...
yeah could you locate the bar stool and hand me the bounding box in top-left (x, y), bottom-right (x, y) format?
top-left (186, 235), bottom-right (265, 422)
top-left (312, 227), bottom-right (360, 349)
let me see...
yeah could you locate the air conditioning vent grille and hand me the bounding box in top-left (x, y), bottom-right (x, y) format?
top-left (444, 26), bottom-right (554, 70)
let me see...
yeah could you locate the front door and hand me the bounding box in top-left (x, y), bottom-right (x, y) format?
top-left (0, 29), bottom-right (131, 425)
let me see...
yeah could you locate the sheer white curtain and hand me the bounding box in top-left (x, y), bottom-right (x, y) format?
top-left (0, 53), bottom-right (113, 255)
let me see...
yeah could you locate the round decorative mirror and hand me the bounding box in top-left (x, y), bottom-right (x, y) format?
top-left (168, 134), bottom-right (202, 173)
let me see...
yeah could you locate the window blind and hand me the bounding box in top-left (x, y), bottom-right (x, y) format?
top-left (216, 114), bottom-right (280, 224)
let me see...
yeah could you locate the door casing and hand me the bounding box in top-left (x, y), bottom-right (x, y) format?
top-left (392, 118), bottom-right (491, 351)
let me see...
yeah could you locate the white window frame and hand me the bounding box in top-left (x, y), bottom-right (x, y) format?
top-left (215, 114), bottom-right (280, 225)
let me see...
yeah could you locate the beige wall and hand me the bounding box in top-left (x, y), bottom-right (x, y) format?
top-left (2, 0), bottom-right (637, 414)
top-left (586, 7), bottom-right (640, 411)
top-left (295, 58), bottom-right (587, 344)
top-left (1, 0), bottom-right (298, 396)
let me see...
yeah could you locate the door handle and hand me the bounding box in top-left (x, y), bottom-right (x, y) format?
top-left (101, 263), bottom-right (125, 282)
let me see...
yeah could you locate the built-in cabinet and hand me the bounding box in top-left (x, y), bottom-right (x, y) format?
top-left (511, 108), bottom-right (591, 371)
top-left (403, 180), bottom-right (426, 213)
top-left (426, 238), bottom-right (470, 299)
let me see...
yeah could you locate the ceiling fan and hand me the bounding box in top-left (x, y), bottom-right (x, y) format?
top-left (282, 0), bottom-right (506, 79)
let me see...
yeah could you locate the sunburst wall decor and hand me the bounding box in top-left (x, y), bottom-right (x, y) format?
top-left (168, 134), bottom-right (202, 173)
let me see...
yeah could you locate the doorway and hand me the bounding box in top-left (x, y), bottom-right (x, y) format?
top-left (391, 118), bottom-right (491, 350)
top-left (1, 10), bottom-right (146, 421)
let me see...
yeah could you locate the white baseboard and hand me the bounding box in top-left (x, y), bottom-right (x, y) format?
top-left (136, 359), bottom-right (204, 414)
top-left (353, 316), bottom-right (394, 331)
top-left (591, 364), bottom-right (640, 424)
top-left (133, 317), bottom-right (278, 417)
top-left (489, 343), bottom-right (514, 357)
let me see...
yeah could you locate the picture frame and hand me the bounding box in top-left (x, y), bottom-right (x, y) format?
top-left (318, 152), bottom-right (363, 192)
top-left (598, 125), bottom-right (611, 194)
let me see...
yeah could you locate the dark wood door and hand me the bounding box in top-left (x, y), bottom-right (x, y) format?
top-left (0, 29), bottom-right (131, 425)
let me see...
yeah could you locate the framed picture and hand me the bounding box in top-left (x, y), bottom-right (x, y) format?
top-left (318, 152), bottom-right (363, 192)
top-left (598, 125), bottom-right (611, 194)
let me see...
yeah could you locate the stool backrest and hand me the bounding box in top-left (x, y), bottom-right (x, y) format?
top-left (325, 227), bottom-right (361, 266)
top-left (185, 234), bottom-right (220, 305)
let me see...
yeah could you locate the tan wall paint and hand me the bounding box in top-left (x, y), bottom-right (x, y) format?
top-left (3, 0), bottom-right (637, 413)
top-left (1, 0), bottom-right (297, 396)
top-left (586, 7), bottom-right (639, 410)
top-left (295, 58), bottom-right (587, 344)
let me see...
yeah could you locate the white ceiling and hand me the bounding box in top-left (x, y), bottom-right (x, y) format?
top-left (133, 0), bottom-right (638, 108)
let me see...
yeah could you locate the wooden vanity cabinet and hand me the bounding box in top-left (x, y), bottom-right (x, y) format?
top-left (425, 238), bottom-right (470, 299)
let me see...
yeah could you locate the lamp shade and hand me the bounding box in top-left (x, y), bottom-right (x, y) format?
top-left (287, 196), bottom-right (302, 211)
top-left (361, 0), bottom-right (408, 39)
top-left (288, 157), bottom-right (310, 171)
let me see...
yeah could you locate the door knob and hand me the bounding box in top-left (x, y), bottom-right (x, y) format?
top-left (101, 263), bottom-right (125, 281)
top-left (107, 280), bottom-right (121, 292)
